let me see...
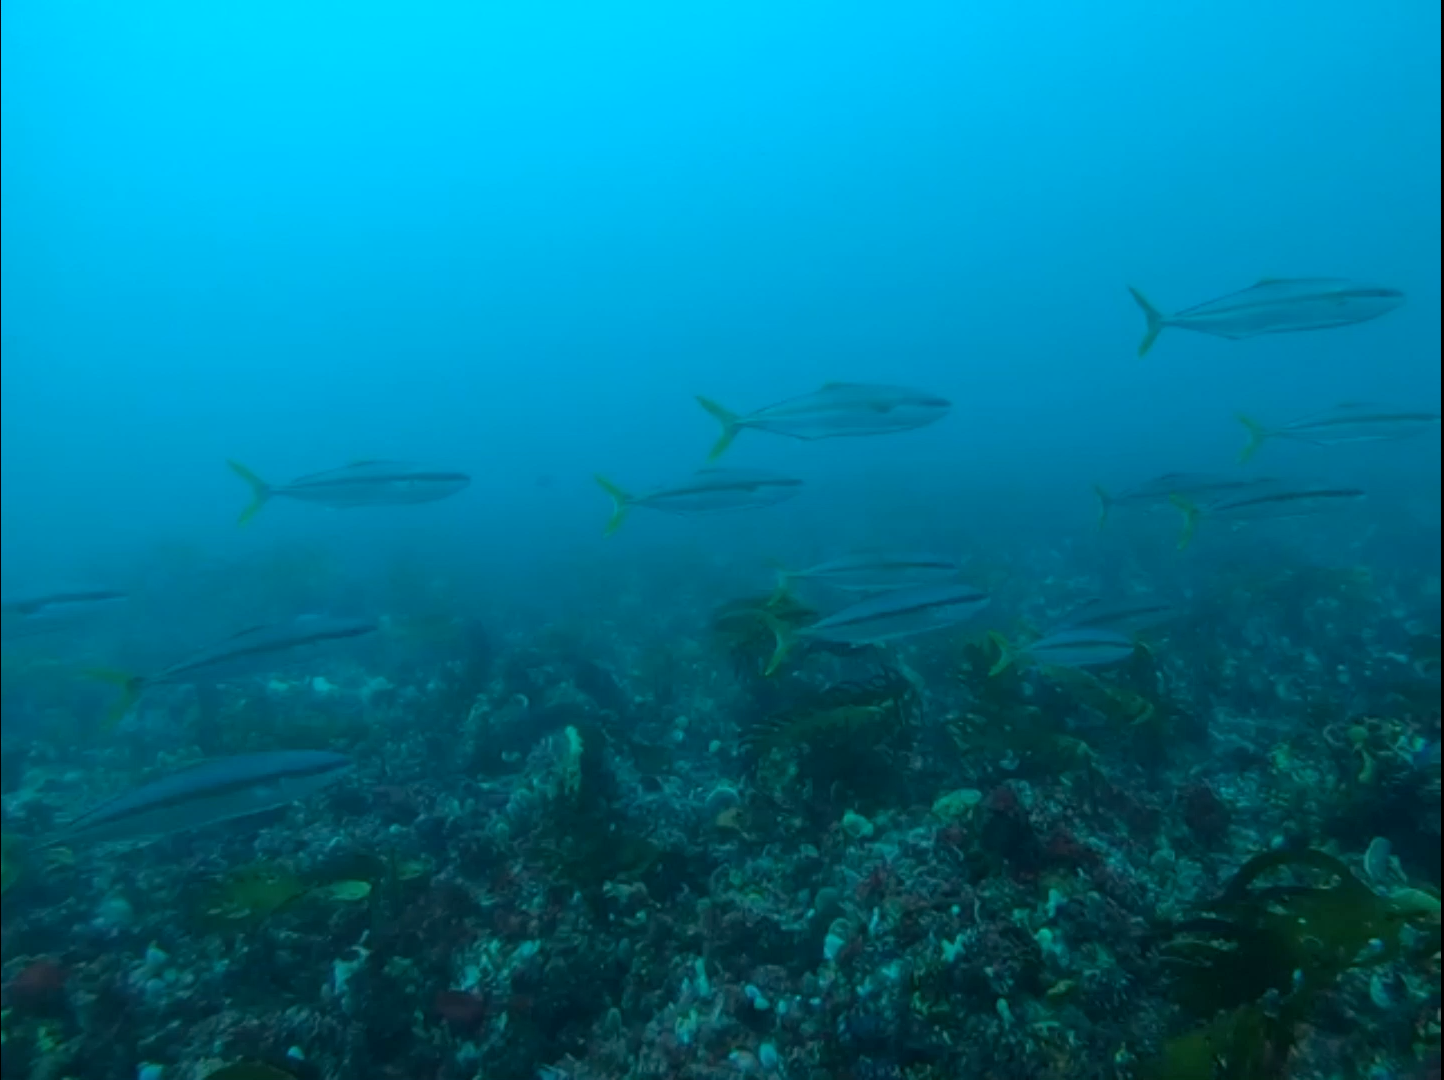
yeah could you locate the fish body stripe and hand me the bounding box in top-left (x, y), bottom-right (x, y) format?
top-left (164, 624), bottom-right (374, 677)
top-left (819, 591), bottom-right (987, 630)
top-left (66, 759), bottom-right (348, 830)
top-left (292, 472), bottom-right (469, 489)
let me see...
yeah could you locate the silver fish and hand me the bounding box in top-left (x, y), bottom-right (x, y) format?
top-left (1173, 483), bottom-right (1366, 548)
top-left (1093, 472), bottom-right (1281, 527)
top-left (696, 382), bottom-right (950, 460)
top-left (44, 750), bottom-right (352, 847)
top-left (773, 552), bottom-right (961, 596)
top-left (91, 616), bottom-right (377, 721)
top-left (1, 589), bottom-right (128, 640)
top-left (2, 589), bottom-right (128, 618)
top-left (594, 468), bottom-right (803, 535)
top-left (1048, 596), bottom-right (1178, 637)
top-left (1128, 278), bottom-right (1405, 357)
top-left (228, 460), bottom-right (470, 524)
top-left (1238, 403), bottom-right (1440, 462)
top-left (992, 628), bottom-right (1137, 675)
top-left (768, 582), bottom-right (990, 673)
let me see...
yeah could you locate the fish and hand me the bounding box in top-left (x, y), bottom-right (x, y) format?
top-left (1093, 472), bottom-right (1281, 528)
top-left (771, 552), bottom-right (961, 598)
top-left (1, 589), bottom-right (128, 619)
top-left (89, 616), bottom-right (377, 722)
top-left (989, 628), bottom-right (1138, 675)
top-left (766, 582), bottom-right (990, 674)
top-left (593, 469), bottom-right (803, 536)
top-left (42, 750), bottom-right (352, 847)
top-left (1048, 595), bottom-right (1178, 637)
top-left (1, 589), bottom-right (128, 640)
top-left (1127, 278), bottom-right (1405, 357)
top-left (1171, 484), bottom-right (1367, 549)
top-left (228, 460), bottom-right (471, 524)
top-left (1237, 404), bottom-right (1441, 463)
top-left (695, 383), bottom-right (951, 460)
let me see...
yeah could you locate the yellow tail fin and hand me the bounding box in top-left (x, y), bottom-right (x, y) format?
top-left (986, 631), bottom-right (1015, 676)
top-left (227, 460), bottom-right (271, 525)
top-left (1127, 287), bottom-right (1167, 358)
top-left (593, 475), bottom-right (632, 536)
top-left (695, 396), bottom-right (743, 461)
top-left (1236, 414), bottom-right (1270, 464)
top-left (760, 611), bottom-right (795, 676)
top-left (1170, 494), bottom-right (1202, 550)
top-left (84, 668), bottom-right (145, 728)
top-left (1092, 485), bottom-right (1112, 529)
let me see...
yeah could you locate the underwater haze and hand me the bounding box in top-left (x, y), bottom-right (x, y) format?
top-left (3, 0), bottom-right (1440, 581)
top-left (2, 2), bottom-right (1441, 1079)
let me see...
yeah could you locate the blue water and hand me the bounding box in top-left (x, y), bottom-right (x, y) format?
top-left (3, 1), bottom-right (1438, 587)
top-left (1, 3), bottom-right (1440, 1078)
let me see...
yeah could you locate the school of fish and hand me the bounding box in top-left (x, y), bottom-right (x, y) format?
top-left (2, 273), bottom-right (1433, 850)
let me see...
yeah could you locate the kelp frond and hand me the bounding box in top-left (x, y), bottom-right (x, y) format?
top-left (742, 669), bottom-right (921, 756)
top-left (1152, 846), bottom-right (1442, 1078)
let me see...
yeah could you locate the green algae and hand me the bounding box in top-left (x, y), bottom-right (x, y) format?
top-left (193, 863), bottom-right (313, 931)
top-left (1154, 847), bottom-right (1442, 1079)
top-left (1152, 1001), bottom-right (1296, 1080)
top-left (741, 668), bottom-right (920, 755)
top-left (201, 1064), bottom-right (298, 1080)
